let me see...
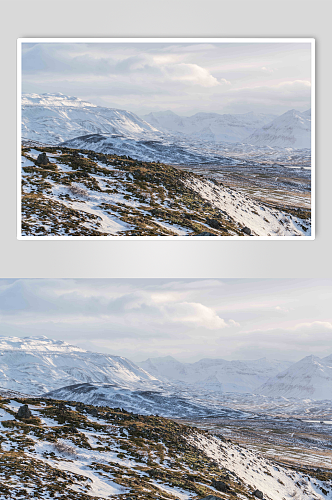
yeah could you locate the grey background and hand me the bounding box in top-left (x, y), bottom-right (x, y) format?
top-left (1, 0), bottom-right (330, 278)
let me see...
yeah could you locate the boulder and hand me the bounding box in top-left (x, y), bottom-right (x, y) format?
top-left (206, 218), bottom-right (222, 230)
top-left (241, 226), bottom-right (252, 235)
top-left (212, 479), bottom-right (230, 492)
top-left (36, 152), bottom-right (49, 166)
top-left (17, 404), bottom-right (32, 419)
top-left (193, 232), bottom-right (216, 236)
top-left (200, 496), bottom-right (223, 500)
top-left (253, 490), bottom-right (264, 499)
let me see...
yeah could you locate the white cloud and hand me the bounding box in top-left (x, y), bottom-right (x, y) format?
top-left (163, 63), bottom-right (220, 87)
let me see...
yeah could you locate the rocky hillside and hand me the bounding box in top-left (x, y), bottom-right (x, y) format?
top-left (21, 144), bottom-right (311, 237)
top-left (0, 395), bottom-right (331, 500)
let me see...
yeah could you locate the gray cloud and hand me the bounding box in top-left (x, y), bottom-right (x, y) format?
top-left (0, 279), bottom-right (331, 362)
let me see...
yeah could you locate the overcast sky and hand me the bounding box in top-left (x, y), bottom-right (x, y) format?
top-left (0, 278), bottom-right (330, 363)
top-left (21, 41), bottom-right (312, 116)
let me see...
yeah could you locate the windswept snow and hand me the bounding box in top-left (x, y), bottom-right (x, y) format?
top-left (188, 431), bottom-right (332, 500)
top-left (184, 176), bottom-right (310, 236)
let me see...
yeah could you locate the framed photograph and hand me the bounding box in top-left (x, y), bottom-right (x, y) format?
top-left (17, 38), bottom-right (315, 239)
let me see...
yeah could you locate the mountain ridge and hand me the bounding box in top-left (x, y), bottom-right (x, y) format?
top-left (0, 336), bottom-right (158, 395)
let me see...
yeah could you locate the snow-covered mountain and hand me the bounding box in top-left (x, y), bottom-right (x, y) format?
top-left (22, 92), bottom-right (159, 144)
top-left (246, 109), bottom-right (311, 148)
top-left (61, 133), bottom-right (236, 166)
top-left (258, 354), bottom-right (332, 400)
top-left (142, 110), bottom-right (277, 143)
top-left (0, 336), bottom-right (158, 395)
top-left (138, 356), bottom-right (292, 393)
top-left (43, 382), bottom-right (247, 419)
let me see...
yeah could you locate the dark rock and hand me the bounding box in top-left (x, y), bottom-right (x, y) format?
top-left (88, 408), bottom-right (99, 417)
top-left (17, 404), bottom-right (32, 419)
top-left (212, 479), bottom-right (230, 492)
top-left (253, 490), bottom-right (264, 499)
top-left (58, 403), bottom-right (67, 413)
top-left (241, 226), bottom-right (252, 235)
top-left (36, 152), bottom-right (49, 166)
top-left (193, 232), bottom-right (216, 236)
top-left (199, 496), bottom-right (223, 500)
top-left (206, 218), bottom-right (222, 230)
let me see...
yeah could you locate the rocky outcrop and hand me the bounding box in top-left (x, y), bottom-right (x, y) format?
top-left (36, 152), bottom-right (49, 166)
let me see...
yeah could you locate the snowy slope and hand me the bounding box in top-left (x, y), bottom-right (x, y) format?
top-left (21, 145), bottom-right (311, 237)
top-left (22, 92), bottom-right (159, 144)
top-left (246, 109), bottom-right (311, 148)
top-left (61, 133), bottom-right (237, 166)
top-left (1, 397), bottom-right (330, 500)
top-left (142, 110), bottom-right (276, 143)
top-left (0, 336), bottom-right (158, 395)
top-left (183, 175), bottom-right (311, 236)
top-left (188, 431), bottom-right (332, 500)
top-left (258, 354), bottom-right (332, 400)
top-left (138, 356), bottom-right (292, 393)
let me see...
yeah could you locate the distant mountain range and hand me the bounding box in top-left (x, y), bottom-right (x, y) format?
top-left (247, 109), bottom-right (311, 148)
top-left (258, 354), bottom-right (332, 399)
top-left (21, 93), bottom-right (311, 150)
top-left (138, 355), bottom-right (292, 393)
top-left (1, 336), bottom-right (330, 403)
top-left (142, 110), bottom-right (277, 143)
